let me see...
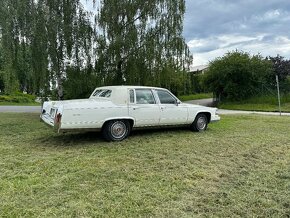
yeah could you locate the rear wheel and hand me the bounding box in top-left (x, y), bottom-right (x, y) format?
top-left (102, 120), bottom-right (131, 141)
top-left (191, 114), bottom-right (208, 132)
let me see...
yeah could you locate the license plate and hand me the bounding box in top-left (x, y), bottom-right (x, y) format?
top-left (50, 108), bottom-right (56, 117)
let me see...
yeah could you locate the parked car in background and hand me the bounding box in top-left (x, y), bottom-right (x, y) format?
top-left (41, 86), bottom-right (220, 141)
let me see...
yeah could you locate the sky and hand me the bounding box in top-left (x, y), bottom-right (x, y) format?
top-left (184, 0), bottom-right (290, 66)
top-left (82, 0), bottom-right (290, 66)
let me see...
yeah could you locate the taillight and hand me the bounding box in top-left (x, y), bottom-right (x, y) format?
top-left (55, 113), bottom-right (62, 124)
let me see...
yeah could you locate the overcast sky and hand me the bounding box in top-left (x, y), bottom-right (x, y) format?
top-left (82, 0), bottom-right (290, 66)
top-left (184, 0), bottom-right (290, 66)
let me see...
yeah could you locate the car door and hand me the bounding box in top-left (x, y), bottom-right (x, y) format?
top-left (128, 89), bottom-right (160, 127)
top-left (155, 89), bottom-right (188, 125)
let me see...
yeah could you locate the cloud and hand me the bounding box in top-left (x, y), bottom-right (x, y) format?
top-left (188, 34), bottom-right (290, 65)
top-left (184, 0), bottom-right (290, 65)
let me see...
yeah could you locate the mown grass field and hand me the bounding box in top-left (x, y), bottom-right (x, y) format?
top-left (0, 102), bottom-right (41, 106)
top-left (219, 94), bottom-right (290, 112)
top-left (0, 113), bottom-right (290, 217)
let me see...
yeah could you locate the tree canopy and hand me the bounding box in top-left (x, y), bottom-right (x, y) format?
top-left (0, 0), bottom-right (192, 99)
top-left (203, 51), bottom-right (273, 101)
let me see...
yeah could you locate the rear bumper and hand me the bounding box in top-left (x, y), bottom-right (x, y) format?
top-left (40, 114), bottom-right (61, 133)
top-left (40, 114), bottom-right (54, 127)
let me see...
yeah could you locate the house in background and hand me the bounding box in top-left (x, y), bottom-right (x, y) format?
top-left (189, 64), bottom-right (209, 74)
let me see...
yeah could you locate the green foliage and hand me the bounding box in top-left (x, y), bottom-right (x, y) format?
top-left (0, 0), bottom-right (93, 98)
top-left (0, 92), bottom-right (36, 103)
top-left (203, 51), bottom-right (273, 101)
top-left (178, 93), bottom-right (213, 101)
top-left (96, 0), bottom-right (192, 88)
top-left (189, 74), bottom-right (206, 93)
top-left (266, 55), bottom-right (290, 92)
top-left (63, 66), bottom-right (98, 99)
top-left (0, 0), bottom-right (191, 99)
top-left (267, 55), bottom-right (290, 81)
top-left (219, 93), bottom-right (290, 112)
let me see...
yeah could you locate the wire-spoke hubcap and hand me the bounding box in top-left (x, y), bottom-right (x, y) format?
top-left (111, 121), bottom-right (127, 139)
top-left (197, 117), bottom-right (207, 130)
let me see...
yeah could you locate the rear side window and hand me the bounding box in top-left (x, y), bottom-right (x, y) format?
top-left (93, 89), bottom-right (112, 98)
top-left (93, 89), bottom-right (103, 96)
top-left (156, 90), bottom-right (176, 104)
top-left (135, 89), bottom-right (155, 104)
top-left (99, 90), bottom-right (112, 97)
top-left (129, 89), bottom-right (135, 103)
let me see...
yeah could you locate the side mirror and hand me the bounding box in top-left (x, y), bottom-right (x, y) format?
top-left (175, 100), bottom-right (181, 106)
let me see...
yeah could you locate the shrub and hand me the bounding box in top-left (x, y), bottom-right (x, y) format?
top-left (0, 92), bottom-right (36, 103)
top-left (203, 51), bottom-right (273, 101)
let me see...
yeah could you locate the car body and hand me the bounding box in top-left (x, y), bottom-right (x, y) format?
top-left (41, 86), bottom-right (220, 141)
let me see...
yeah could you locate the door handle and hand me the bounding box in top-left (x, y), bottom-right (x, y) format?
top-left (160, 106), bottom-right (166, 110)
top-left (132, 106), bottom-right (139, 110)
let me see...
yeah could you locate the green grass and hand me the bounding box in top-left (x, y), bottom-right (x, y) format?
top-left (0, 102), bottom-right (41, 106)
top-left (1, 113), bottom-right (290, 217)
top-left (219, 94), bottom-right (290, 112)
top-left (178, 93), bottom-right (213, 101)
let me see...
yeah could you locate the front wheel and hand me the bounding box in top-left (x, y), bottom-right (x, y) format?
top-left (191, 114), bottom-right (208, 132)
top-left (102, 120), bottom-right (131, 141)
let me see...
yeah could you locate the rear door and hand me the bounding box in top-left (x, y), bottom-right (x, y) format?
top-left (128, 89), bottom-right (160, 127)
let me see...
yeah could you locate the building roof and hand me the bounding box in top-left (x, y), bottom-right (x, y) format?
top-left (189, 64), bottom-right (209, 72)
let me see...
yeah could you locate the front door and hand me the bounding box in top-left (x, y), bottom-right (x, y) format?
top-left (128, 89), bottom-right (160, 127)
top-left (155, 89), bottom-right (188, 125)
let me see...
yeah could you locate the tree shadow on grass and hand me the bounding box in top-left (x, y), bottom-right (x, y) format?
top-left (37, 131), bottom-right (105, 147)
top-left (36, 126), bottom-right (204, 147)
top-left (130, 126), bottom-right (189, 137)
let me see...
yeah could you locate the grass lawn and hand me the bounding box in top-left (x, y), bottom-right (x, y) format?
top-left (219, 94), bottom-right (290, 112)
top-left (1, 113), bottom-right (290, 217)
top-left (0, 102), bottom-right (41, 106)
top-left (219, 102), bottom-right (290, 112)
top-left (178, 93), bottom-right (213, 101)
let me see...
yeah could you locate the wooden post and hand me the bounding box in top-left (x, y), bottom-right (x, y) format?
top-left (276, 75), bottom-right (281, 116)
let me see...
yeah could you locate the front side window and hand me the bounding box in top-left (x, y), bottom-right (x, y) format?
top-left (156, 90), bottom-right (176, 104)
top-left (135, 89), bottom-right (155, 104)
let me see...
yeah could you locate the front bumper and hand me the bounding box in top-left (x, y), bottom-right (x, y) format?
top-left (211, 114), bottom-right (221, 122)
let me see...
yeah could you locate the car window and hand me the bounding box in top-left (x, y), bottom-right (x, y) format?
top-left (135, 89), bottom-right (155, 104)
top-left (156, 90), bottom-right (176, 104)
top-left (93, 89), bottom-right (112, 98)
top-left (99, 90), bottom-right (112, 97)
top-left (93, 89), bottom-right (104, 96)
top-left (129, 89), bottom-right (135, 103)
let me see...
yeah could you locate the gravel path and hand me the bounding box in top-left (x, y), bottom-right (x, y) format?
top-left (0, 106), bottom-right (41, 113)
top-left (185, 99), bottom-right (290, 116)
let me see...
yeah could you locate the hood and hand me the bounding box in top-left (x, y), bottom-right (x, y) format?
top-left (182, 103), bottom-right (217, 112)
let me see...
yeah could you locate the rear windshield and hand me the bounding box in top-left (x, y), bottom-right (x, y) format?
top-left (92, 89), bottom-right (112, 98)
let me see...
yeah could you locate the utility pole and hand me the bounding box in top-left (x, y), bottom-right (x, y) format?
top-left (276, 75), bottom-right (281, 116)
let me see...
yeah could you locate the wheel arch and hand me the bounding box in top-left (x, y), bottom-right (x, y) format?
top-left (195, 111), bottom-right (211, 123)
top-left (101, 117), bottom-right (135, 130)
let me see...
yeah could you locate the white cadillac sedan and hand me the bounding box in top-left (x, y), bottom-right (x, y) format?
top-left (41, 86), bottom-right (220, 141)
